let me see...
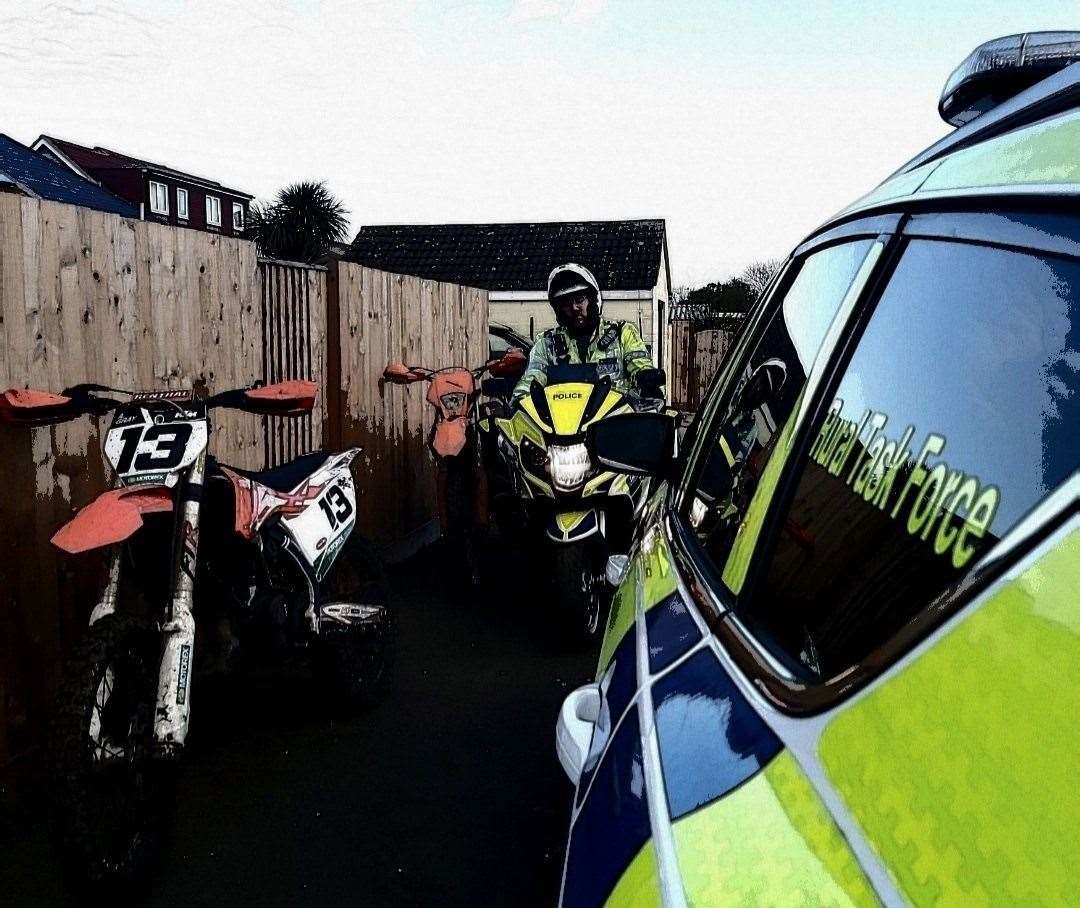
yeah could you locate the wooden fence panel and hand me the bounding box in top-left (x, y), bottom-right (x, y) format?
top-left (691, 329), bottom-right (731, 406)
top-left (669, 323), bottom-right (735, 412)
top-left (0, 197), bottom-right (270, 774)
top-left (332, 262), bottom-right (488, 556)
top-left (0, 197), bottom-right (476, 778)
top-left (259, 260), bottom-right (327, 466)
top-left (670, 320), bottom-right (693, 409)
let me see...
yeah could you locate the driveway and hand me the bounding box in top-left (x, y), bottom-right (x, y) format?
top-left (0, 540), bottom-right (596, 906)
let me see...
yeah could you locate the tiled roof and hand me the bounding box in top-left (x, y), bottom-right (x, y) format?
top-left (349, 219), bottom-right (666, 291)
top-left (38, 135), bottom-right (253, 199)
top-left (0, 135), bottom-right (138, 217)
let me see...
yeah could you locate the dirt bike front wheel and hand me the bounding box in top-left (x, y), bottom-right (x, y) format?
top-left (51, 613), bottom-right (173, 890)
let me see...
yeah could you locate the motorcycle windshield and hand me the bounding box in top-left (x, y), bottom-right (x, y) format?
top-left (546, 363), bottom-right (599, 384)
top-left (542, 380), bottom-right (627, 437)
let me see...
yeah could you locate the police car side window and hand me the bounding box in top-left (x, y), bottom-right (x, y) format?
top-left (682, 240), bottom-right (875, 587)
top-left (742, 238), bottom-right (1080, 682)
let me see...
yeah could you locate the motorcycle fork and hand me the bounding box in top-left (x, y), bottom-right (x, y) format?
top-left (88, 479), bottom-right (125, 626)
top-left (152, 449), bottom-right (206, 755)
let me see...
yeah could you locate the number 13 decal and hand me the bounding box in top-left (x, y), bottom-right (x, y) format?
top-left (115, 423), bottom-right (194, 473)
top-left (318, 485), bottom-right (353, 529)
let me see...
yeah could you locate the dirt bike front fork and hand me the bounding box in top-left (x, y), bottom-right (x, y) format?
top-left (153, 450), bottom-right (206, 757)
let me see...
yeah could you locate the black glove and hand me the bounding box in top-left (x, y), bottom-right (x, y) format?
top-left (634, 367), bottom-right (666, 398)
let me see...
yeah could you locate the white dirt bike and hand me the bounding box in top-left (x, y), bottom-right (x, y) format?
top-left (0, 379), bottom-right (390, 888)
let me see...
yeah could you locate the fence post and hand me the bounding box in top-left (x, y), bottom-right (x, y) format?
top-left (325, 260), bottom-right (343, 451)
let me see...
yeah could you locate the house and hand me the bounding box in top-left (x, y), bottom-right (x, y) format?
top-left (0, 134), bottom-right (138, 217)
top-left (33, 135), bottom-right (253, 237)
top-left (348, 219), bottom-right (673, 373)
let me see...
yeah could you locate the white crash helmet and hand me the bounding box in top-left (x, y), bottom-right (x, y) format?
top-left (547, 263), bottom-right (603, 317)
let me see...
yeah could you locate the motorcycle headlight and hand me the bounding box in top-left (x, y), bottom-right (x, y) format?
top-left (440, 392), bottom-right (467, 412)
top-left (548, 443), bottom-right (591, 491)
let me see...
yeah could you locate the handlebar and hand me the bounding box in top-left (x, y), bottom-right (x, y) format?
top-left (382, 361), bottom-right (500, 384)
top-left (383, 347), bottom-right (527, 385)
top-left (0, 379), bottom-right (317, 425)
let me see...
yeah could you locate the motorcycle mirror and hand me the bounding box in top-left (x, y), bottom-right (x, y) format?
top-left (0, 387), bottom-right (82, 425)
top-left (383, 362), bottom-right (421, 384)
top-left (739, 358), bottom-right (787, 411)
top-left (489, 347), bottom-right (527, 378)
top-left (242, 380), bottom-right (318, 416)
top-left (585, 412), bottom-right (677, 477)
top-left (481, 376), bottom-right (514, 399)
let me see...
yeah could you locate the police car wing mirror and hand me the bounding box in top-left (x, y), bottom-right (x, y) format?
top-left (585, 412), bottom-right (676, 477)
top-left (557, 682), bottom-right (602, 785)
top-left (488, 347), bottom-right (527, 378)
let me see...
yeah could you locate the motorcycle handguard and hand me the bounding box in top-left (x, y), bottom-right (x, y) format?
top-left (52, 485), bottom-right (174, 554)
top-left (0, 388), bottom-right (80, 425)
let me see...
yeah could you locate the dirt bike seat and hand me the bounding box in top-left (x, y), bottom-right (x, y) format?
top-left (213, 451), bottom-right (333, 492)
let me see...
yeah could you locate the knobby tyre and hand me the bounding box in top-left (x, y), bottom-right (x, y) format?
top-left (50, 613), bottom-right (173, 893)
top-left (444, 456), bottom-right (483, 590)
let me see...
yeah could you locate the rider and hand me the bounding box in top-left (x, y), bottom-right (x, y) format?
top-left (512, 263), bottom-right (662, 400)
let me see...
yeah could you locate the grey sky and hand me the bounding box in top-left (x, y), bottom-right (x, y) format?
top-left (1, 0), bottom-right (1072, 286)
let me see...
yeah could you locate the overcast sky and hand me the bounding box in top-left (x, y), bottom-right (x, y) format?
top-left (1, 1), bottom-right (1072, 286)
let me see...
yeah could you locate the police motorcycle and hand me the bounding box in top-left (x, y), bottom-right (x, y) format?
top-left (0, 380), bottom-right (389, 887)
top-left (480, 360), bottom-right (668, 640)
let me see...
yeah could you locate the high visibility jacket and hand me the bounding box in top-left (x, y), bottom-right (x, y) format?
top-left (512, 318), bottom-right (655, 399)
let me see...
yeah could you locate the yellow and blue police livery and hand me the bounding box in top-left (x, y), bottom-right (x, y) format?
top-left (556, 33), bottom-right (1080, 906)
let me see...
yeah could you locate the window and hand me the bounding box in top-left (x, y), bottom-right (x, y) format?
top-left (205, 195), bottom-right (221, 227)
top-left (176, 188), bottom-right (189, 220)
top-left (149, 180), bottom-right (169, 215)
top-left (488, 326), bottom-right (530, 359)
top-left (489, 333), bottom-right (512, 357)
top-left (681, 240), bottom-right (876, 596)
top-left (232, 202), bottom-right (244, 231)
top-left (743, 238), bottom-right (1080, 682)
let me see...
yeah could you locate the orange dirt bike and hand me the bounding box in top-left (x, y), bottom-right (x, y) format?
top-left (382, 348), bottom-right (526, 585)
top-left (0, 379), bottom-right (389, 888)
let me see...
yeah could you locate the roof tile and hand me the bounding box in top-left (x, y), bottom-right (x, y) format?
top-left (349, 220), bottom-right (665, 290)
top-left (0, 135), bottom-right (138, 217)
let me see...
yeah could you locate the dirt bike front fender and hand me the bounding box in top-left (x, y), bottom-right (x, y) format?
top-left (432, 417), bottom-right (469, 457)
top-left (52, 485), bottom-right (174, 554)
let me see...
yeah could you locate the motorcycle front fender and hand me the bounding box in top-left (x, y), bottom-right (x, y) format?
top-left (545, 508), bottom-right (602, 544)
top-left (431, 417), bottom-right (469, 457)
top-left (52, 485), bottom-right (173, 554)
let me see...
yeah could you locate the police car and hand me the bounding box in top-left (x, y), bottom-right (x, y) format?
top-left (556, 32), bottom-right (1079, 906)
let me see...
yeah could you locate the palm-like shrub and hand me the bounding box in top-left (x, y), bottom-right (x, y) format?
top-left (249, 181), bottom-right (349, 263)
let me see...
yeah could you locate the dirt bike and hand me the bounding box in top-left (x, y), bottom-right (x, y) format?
top-left (479, 364), bottom-right (668, 640)
top-left (382, 348), bottom-right (526, 586)
top-left (0, 379), bottom-right (389, 887)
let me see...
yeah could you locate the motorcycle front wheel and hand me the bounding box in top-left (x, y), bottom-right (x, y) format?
top-left (442, 453), bottom-right (483, 590)
top-left (51, 613), bottom-right (172, 890)
top-left (551, 540), bottom-right (606, 645)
